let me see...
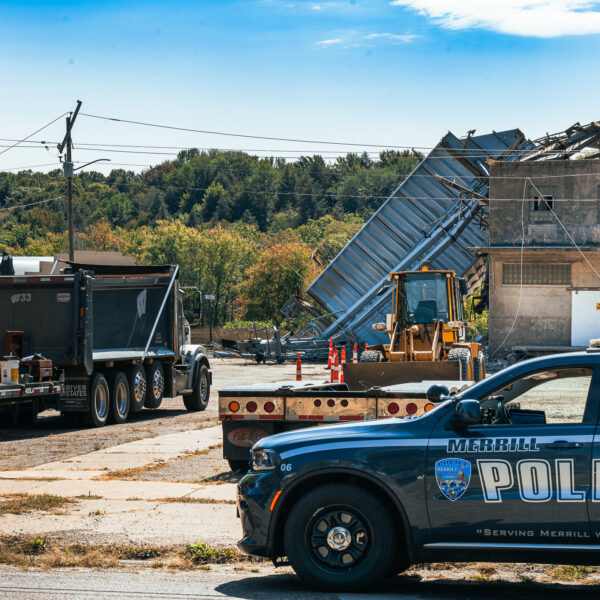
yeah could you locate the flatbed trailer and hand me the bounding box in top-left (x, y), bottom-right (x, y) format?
top-left (219, 379), bottom-right (473, 470)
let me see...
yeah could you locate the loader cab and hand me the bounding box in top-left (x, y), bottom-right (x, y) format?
top-left (392, 269), bottom-right (458, 325)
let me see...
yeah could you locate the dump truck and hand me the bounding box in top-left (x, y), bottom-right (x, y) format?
top-left (354, 266), bottom-right (484, 386)
top-left (0, 263), bottom-right (211, 427)
top-left (219, 378), bottom-right (472, 471)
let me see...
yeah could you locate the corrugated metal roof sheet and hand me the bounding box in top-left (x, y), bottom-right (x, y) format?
top-left (307, 128), bottom-right (534, 344)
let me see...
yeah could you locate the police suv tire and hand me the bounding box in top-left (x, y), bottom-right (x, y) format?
top-left (127, 365), bottom-right (147, 413)
top-left (448, 347), bottom-right (473, 381)
top-left (144, 362), bottom-right (164, 409)
top-left (284, 483), bottom-right (397, 591)
top-left (183, 365), bottom-right (210, 411)
top-left (108, 371), bottom-right (130, 424)
top-left (473, 350), bottom-right (485, 382)
top-left (359, 350), bottom-right (383, 363)
top-left (82, 373), bottom-right (110, 428)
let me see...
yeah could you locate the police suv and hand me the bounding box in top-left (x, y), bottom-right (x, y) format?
top-left (237, 349), bottom-right (600, 590)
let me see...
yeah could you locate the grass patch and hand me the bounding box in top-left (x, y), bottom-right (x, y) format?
top-left (184, 542), bottom-right (240, 564)
top-left (0, 494), bottom-right (75, 515)
top-left (160, 497), bottom-right (236, 505)
top-left (0, 537), bottom-right (263, 570)
top-left (550, 565), bottom-right (596, 581)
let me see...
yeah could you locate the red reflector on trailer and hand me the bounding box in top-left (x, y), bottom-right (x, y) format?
top-left (341, 399), bottom-right (348, 407)
top-left (406, 402), bottom-right (418, 415)
top-left (246, 401), bottom-right (257, 413)
top-left (264, 401), bottom-right (275, 413)
top-left (388, 402), bottom-right (399, 415)
top-left (314, 399), bottom-right (321, 407)
top-left (327, 399), bottom-right (335, 407)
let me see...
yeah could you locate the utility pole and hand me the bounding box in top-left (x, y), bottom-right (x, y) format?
top-left (58, 100), bottom-right (82, 262)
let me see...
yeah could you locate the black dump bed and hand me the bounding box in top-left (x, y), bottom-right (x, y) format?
top-left (0, 274), bottom-right (80, 366)
top-left (0, 264), bottom-right (179, 373)
top-left (90, 271), bottom-right (176, 361)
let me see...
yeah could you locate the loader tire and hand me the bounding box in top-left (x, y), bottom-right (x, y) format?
top-left (448, 347), bottom-right (473, 381)
top-left (359, 350), bottom-right (383, 363)
top-left (473, 351), bottom-right (486, 382)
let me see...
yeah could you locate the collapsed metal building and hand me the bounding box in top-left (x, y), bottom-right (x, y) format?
top-left (305, 121), bottom-right (600, 346)
top-left (217, 121), bottom-right (600, 362)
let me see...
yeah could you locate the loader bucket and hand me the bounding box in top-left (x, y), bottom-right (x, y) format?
top-left (343, 361), bottom-right (461, 392)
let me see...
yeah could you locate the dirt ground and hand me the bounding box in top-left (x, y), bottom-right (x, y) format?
top-left (0, 357), bottom-right (328, 471)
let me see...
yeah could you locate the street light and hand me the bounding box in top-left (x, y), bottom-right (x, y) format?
top-left (61, 157), bottom-right (111, 261)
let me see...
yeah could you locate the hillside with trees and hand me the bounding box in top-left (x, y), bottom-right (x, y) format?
top-left (0, 149), bottom-right (422, 326)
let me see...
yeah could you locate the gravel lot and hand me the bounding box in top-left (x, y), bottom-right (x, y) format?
top-left (0, 357), bottom-right (328, 471)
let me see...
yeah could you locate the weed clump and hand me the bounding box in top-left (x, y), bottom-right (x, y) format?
top-left (184, 542), bottom-right (240, 564)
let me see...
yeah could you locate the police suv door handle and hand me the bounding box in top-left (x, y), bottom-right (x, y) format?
top-left (545, 440), bottom-right (583, 450)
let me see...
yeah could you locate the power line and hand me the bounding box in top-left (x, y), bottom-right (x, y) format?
top-left (0, 113), bottom-right (68, 157)
top-left (79, 111), bottom-right (435, 149)
top-left (79, 111), bottom-right (550, 155)
top-left (0, 162), bottom-right (62, 172)
top-left (0, 137), bottom-right (546, 160)
top-left (0, 195), bottom-right (64, 212)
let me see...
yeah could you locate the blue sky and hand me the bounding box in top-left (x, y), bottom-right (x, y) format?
top-left (1, 0), bottom-right (600, 173)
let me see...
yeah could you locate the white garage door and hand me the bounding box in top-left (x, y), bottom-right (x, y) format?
top-left (571, 291), bottom-right (600, 346)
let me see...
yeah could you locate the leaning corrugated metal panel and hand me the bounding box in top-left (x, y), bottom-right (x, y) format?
top-left (307, 129), bottom-right (533, 344)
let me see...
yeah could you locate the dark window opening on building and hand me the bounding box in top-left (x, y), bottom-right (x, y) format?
top-left (533, 195), bottom-right (554, 211)
top-left (503, 263), bottom-right (571, 285)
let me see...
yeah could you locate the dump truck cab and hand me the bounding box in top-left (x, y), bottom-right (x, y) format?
top-left (364, 266), bottom-right (484, 381)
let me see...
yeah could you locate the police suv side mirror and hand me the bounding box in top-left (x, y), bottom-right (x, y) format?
top-left (427, 384), bottom-right (450, 403)
top-left (453, 399), bottom-right (481, 428)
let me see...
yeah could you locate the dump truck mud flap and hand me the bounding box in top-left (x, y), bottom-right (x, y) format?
top-left (343, 361), bottom-right (461, 391)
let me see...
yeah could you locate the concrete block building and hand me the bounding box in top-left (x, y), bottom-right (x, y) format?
top-left (480, 159), bottom-right (600, 355)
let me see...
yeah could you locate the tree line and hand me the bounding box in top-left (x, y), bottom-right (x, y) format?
top-left (0, 149), bottom-right (422, 326)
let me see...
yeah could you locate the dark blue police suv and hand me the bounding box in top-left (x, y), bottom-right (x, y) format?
top-left (236, 350), bottom-right (600, 591)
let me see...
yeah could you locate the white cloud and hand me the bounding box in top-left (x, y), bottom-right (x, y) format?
top-left (315, 37), bottom-right (343, 46)
top-left (312, 4), bottom-right (323, 9)
top-left (366, 32), bottom-right (419, 43)
top-left (389, 0), bottom-right (600, 37)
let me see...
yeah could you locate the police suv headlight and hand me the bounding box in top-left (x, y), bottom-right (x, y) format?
top-left (252, 448), bottom-right (280, 471)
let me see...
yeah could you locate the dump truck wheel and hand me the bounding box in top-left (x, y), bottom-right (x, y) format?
top-left (82, 373), bottom-right (110, 428)
top-left (127, 365), bottom-right (147, 413)
top-left (144, 362), bottom-right (165, 409)
top-left (108, 371), bottom-right (130, 424)
top-left (447, 348), bottom-right (473, 381)
top-left (473, 351), bottom-right (486, 382)
top-left (183, 365), bottom-right (210, 411)
top-left (359, 350), bottom-right (383, 363)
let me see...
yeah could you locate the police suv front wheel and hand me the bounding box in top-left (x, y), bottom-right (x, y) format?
top-left (284, 483), bottom-right (398, 591)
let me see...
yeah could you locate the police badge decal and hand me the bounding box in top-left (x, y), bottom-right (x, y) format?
top-left (435, 458), bottom-right (471, 501)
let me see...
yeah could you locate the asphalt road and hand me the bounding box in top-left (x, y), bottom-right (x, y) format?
top-left (1, 567), bottom-right (599, 600)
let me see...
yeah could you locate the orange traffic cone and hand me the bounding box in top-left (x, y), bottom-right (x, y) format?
top-left (327, 337), bottom-right (333, 370)
top-left (341, 345), bottom-right (346, 364)
top-left (340, 347), bottom-right (345, 384)
top-left (331, 347), bottom-right (340, 383)
top-left (352, 343), bottom-right (358, 364)
top-left (329, 348), bottom-right (335, 383)
top-left (296, 353), bottom-right (302, 381)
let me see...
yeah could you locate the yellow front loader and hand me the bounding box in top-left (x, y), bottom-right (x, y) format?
top-left (343, 266), bottom-right (484, 390)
